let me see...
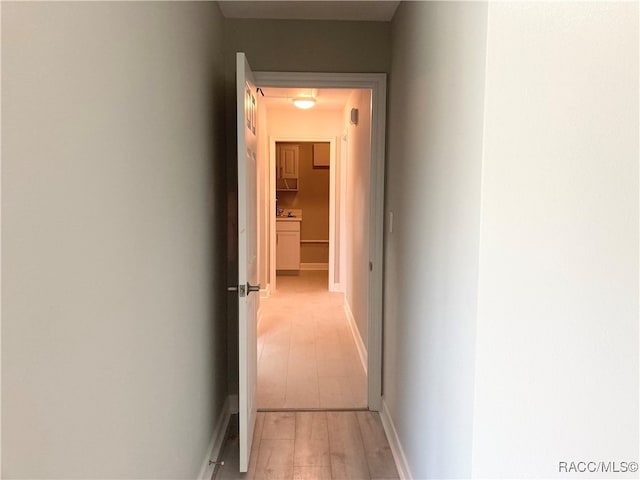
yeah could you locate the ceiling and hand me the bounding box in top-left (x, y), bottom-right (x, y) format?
top-left (218, 1), bottom-right (400, 22)
top-left (261, 87), bottom-right (353, 111)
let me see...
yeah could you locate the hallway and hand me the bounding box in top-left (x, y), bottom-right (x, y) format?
top-left (257, 271), bottom-right (367, 409)
top-left (4, 2), bottom-right (637, 479)
top-left (214, 411), bottom-right (399, 480)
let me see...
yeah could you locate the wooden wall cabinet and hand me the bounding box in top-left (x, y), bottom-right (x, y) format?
top-left (312, 142), bottom-right (330, 167)
top-left (276, 144), bottom-right (299, 191)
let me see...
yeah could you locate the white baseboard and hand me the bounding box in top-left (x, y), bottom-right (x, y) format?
top-left (197, 395), bottom-right (234, 480)
top-left (300, 262), bottom-right (329, 271)
top-left (260, 284), bottom-right (271, 298)
top-left (380, 399), bottom-right (413, 480)
top-left (344, 301), bottom-right (367, 375)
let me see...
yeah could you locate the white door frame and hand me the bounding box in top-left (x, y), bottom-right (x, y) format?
top-left (269, 137), bottom-right (338, 293)
top-left (339, 132), bottom-right (348, 295)
top-left (255, 71), bottom-right (387, 411)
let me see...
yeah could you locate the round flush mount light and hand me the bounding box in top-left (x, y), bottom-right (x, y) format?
top-left (292, 98), bottom-right (316, 109)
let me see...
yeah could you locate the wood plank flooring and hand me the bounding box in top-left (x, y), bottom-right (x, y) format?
top-left (258, 272), bottom-right (367, 410)
top-left (214, 412), bottom-right (399, 480)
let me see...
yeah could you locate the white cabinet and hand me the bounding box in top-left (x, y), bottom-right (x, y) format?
top-left (276, 220), bottom-right (300, 270)
top-left (276, 144), bottom-right (299, 191)
top-left (279, 144), bottom-right (299, 178)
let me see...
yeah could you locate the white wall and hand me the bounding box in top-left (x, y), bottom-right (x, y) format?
top-left (2, 2), bottom-right (228, 478)
top-left (472, 3), bottom-right (639, 477)
top-left (343, 90), bottom-right (372, 347)
top-left (267, 107), bottom-right (343, 139)
top-left (384, 3), bottom-right (488, 477)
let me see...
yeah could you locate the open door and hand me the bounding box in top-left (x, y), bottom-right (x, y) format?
top-left (236, 52), bottom-right (259, 473)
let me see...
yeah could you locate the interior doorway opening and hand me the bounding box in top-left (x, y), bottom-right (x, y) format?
top-left (234, 57), bottom-right (386, 470)
top-left (255, 86), bottom-right (370, 410)
top-left (248, 70), bottom-right (386, 416)
top-left (273, 139), bottom-right (336, 292)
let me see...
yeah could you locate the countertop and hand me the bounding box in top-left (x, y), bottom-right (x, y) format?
top-left (276, 208), bottom-right (302, 222)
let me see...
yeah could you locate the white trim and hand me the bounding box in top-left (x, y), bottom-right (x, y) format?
top-left (0, 4), bottom-right (4, 473)
top-left (344, 301), bottom-right (367, 375)
top-left (300, 262), bottom-right (329, 271)
top-left (380, 399), bottom-right (413, 480)
top-left (260, 283), bottom-right (271, 298)
top-left (328, 135), bottom-right (337, 292)
top-left (269, 139), bottom-right (277, 292)
top-left (256, 71), bottom-right (387, 411)
top-left (339, 132), bottom-right (348, 295)
top-left (197, 395), bottom-right (234, 480)
top-left (367, 74), bottom-right (386, 412)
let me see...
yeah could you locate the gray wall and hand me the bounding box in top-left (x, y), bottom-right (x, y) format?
top-left (472, 2), bottom-right (639, 476)
top-left (385, 2), bottom-right (638, 478)
top-left (224, 19), bottom-right (391, 395)
top-left (2, 2), bottom-right (228, 478)
top-left (224, 18), bottom-right (391, 74)
top-left (384, 2), bottom-right (488, 478)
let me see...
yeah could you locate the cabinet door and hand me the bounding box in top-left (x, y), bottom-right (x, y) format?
top-left (278, 145), bottom-right (299, 179)
top-left (276, 231), bottom-right (300, 270)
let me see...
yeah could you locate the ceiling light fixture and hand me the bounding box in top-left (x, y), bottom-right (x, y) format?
top-left (292, 97), bottom-right (316, 109)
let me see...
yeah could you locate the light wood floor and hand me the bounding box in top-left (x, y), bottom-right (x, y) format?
top-left (214, 412), bottom-right (399, 480)
top-left (257, 271), bottom-right (367, 409)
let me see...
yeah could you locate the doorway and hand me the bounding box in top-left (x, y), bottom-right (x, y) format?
top-left (260, 128), bottom-right (365, 409)
top-left (253, 73), bottom-right (387, 412)
top-left (271, 138), bottom-right (337, 292)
